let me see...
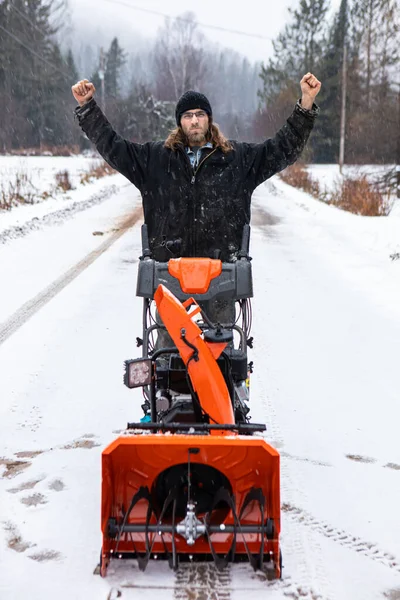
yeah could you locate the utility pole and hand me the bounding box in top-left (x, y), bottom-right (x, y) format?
top-left (98, 47), bottom-right (106, 113)
top-left (397, 83), bottom-right (400, 198)
top-left (339, 42), bottom-right (347, 175)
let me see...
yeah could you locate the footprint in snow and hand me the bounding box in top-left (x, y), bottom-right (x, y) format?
top-left (1, 435), bottom-right (100, 482)
top-left (346, 455), bottom-right (400, 470)
top-left (280, 451), bottom-right (331, 468)
top-left (48, 478), bottom-right (65, 491)
top-left (15, 450), bottom-right (44, 459)
top-left (384, 462), bottom-right (400, 471)
top-left (384, 589), bottom-right (400, 600)
top-left (3, 521), bottom-right (36, 553)
top-left (61, 437), bottom-right (100, 450)
top-left (20, 493), bottom-right (48, 507)
top-left (7, 477), bottom-right (44, 493)
top-left (346, 453), bottom-right (377, 464)
top-left (28, 549), bottom-right (62, 562)
top-left (0, 458), bottom-right (32, 479)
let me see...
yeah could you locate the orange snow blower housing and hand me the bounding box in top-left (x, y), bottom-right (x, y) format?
top-left (99, 225), bottom-right (281, 578)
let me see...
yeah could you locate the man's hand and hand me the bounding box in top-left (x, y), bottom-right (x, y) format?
top-left (71, 79), bottom-right (95, 107)
top-left (300, 73), bottom-right (321, 110)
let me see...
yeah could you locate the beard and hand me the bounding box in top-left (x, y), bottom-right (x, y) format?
top-left (187, 129), bottom-right (207, 145)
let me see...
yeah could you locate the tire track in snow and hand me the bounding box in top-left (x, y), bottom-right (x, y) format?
top-left (250, 362), bottom-right (332, 600)
top-left (104, 563), bottom-right (232, 600)
top-left (249, 214), bottom-right (335, 600)
top-left (0, 208), bottom-right (142, 346)
top-left (174, 564), bottom-right (231, 599)
top-left (282, 502), bottom-right (400, 574)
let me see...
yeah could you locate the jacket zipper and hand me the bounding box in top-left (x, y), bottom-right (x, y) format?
top-left (191, 147), bottom-right (218, 254)
top-left (191, 147), bottom-right (217, 184)
top-left (177, 145), bottom-right (194, 178)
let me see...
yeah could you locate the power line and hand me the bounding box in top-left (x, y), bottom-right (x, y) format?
top-left (0, 2), bottom-right (269, 84)
top-left (0, 24), bottom-right (70, 78)
top-left (9, 2), bottom-right (56, 40)
top-left (101, 0), bottom-right (273, 41)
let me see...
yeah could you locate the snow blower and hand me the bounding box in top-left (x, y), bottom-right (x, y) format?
top-left (99, 224), bottom-right (281, 578)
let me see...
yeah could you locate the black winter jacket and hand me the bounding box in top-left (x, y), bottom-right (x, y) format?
top-left (75, 99), bottom-right (319, 261)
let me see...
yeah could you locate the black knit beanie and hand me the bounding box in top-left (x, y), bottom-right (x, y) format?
top-left (175, 91), bottom-right (212, 126)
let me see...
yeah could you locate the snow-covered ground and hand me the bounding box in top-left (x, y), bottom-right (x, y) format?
top-left (307, 163), bottom-right (397, 215)
top-left (307, 163), bottom-right (394, 188)
top-left (0, 161), bottom-right (400, 600)
top-left (0, 155), bottom-right (113, 233)
top-left (0, 155), bottom-right (97, 196)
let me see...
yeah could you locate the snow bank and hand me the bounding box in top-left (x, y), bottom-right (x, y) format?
top-left (0, 156), bottom-right (130, 242)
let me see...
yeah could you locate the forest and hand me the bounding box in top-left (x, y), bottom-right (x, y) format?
top-left (0, 0), bottom-right (399, 165)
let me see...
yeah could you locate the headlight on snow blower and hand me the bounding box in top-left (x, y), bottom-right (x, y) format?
top-left (124, 358), bottom-right (152, 388)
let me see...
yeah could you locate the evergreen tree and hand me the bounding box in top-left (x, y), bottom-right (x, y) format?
top-left (258, 0), bottom-right (329, 102)
top-left (66, 49), bottom-right (78, 82)
top-left (312, 0), bottom-right (349, 162)
top-left (14, 0), bottom-right (57, 148)
top-left (347, 0), bottom-right (399, 162)
top-left (42, 44), bottom-right (65, 146)
top-left (104, 37), bottom-right (126, 100)
top-left (0, 0), bottom-right (80, 150)
top-left (114, 85), bottom-right (175, 143)
top-left (43, 45), bottom-right (79, 147)
top-left (257, 0), bottom-right (329, 149)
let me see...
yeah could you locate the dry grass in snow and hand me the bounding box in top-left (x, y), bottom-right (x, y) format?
top-left (280, 162), bottom-right (321, 199)
top-left (280, 162), bottom-right (392, 216)
top-left (0, 159), bottom-right (115, 211)
top-left (328, 175), bottom-right (391, 216)
top-left (80, 160), bottom-right (116, 184)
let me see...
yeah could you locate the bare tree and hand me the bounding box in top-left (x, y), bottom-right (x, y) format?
top-left (153, 12), bottom-right (208, 101)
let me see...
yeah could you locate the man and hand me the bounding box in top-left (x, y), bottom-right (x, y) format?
top-left (72, 74), bottom-right (321, 266)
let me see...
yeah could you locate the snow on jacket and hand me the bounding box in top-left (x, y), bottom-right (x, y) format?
top-left (75, 99), bottom-right (319, 261)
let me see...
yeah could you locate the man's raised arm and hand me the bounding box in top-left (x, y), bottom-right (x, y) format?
top-left (71, 79), bottom-right (149, 189)
top-left (241, 72), bottom-right (321, 188)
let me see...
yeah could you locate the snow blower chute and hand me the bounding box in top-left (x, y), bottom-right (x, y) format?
top-left (99, 224), bottom-right (281, 578)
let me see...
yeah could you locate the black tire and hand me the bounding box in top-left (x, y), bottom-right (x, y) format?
top-left (265, 518), bottom-right (275, 540)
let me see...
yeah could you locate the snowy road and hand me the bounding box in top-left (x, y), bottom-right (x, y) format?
top-left (1, 174), bottom-right (400, 600)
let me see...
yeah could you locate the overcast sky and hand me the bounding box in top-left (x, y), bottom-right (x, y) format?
top-left (67, 0), bottom-right (342, 63)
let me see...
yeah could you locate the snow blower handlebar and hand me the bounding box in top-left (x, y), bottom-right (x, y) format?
top-left (238, 223), bottom-right (250, 259)
top-left (141, 224), bottom-right (152, 259)
top-left (140, 223), bottom-right (251, 262)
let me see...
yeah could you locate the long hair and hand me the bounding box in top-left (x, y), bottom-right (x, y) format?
top-left (164, 118), bottom-right (233, 153)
